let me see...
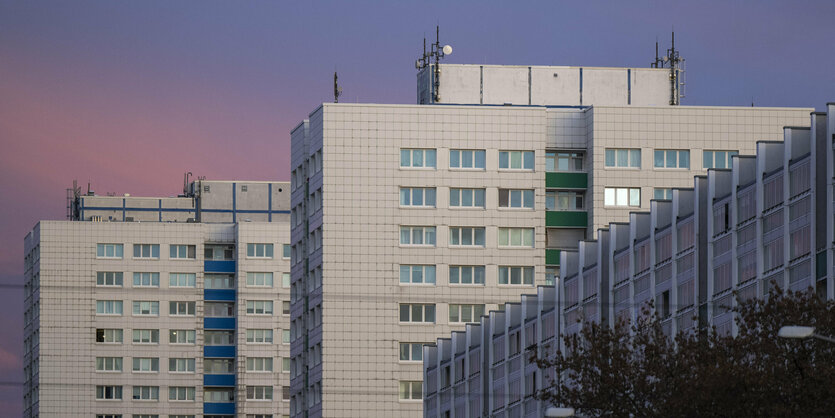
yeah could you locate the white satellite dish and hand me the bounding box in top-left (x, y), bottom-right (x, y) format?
top-left (442, 45), bottom-right (453, 55)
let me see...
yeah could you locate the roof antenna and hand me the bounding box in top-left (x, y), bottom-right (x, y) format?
top-left (415, 25), bottom-right (452, 103)
top-left (334, 71), bottom-right (342, 103)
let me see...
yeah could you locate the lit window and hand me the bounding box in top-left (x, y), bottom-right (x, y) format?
top-left (604, 187), bottom-right (641, 207)
top-left (448, 265), bottom-right (485, 285)
top-left (400, 226), bottom-right (436, 246)
top-left (132, 329), bottom-right (159, 344)
top-left (168, 358), bottom-right (195, 373)
top-left (399, 381), bottom-right (422, 401)
top-left (399, 304), bottom-right (436, 323)
top-left (449, 149), bottom-right (486, 169)
top-left (133, 272), bottom-right (160, 287)
top-left (247, 243), bottom-right (274, 258)
top-left (546, 191), bottom-right (584, 211)
top-left (132, 385), bottom-right (159, 400)
top-left (168, 386), bottom-right (195, 401)
top-left (246, 329), bottom-right (273, 343)
top-left (499, 266), bottom-right (534, 285)
top-left (96, 300), bottom-right (122, 315)
top-left (96, 243), bottom-right (123, 258)
top-left (96, 272), bottom-right (123, 287)
top-left (246, 357), bottom-right (273, 372)
top-left (95, 328), bottom-right (123, 343)
top-left (399, 265), bottom-right (436, 285)
top-left (703, 150), bottom-right (738, 169)
top-left (449, 188), bottom-right (485, 208)
top-left (132, 358), bottom-right (159, 373)
top-left (653, 188), bottom-right (673, 200)
top-left (498, 189), bottom-right (534, 209)
top-left (132, 301), bottom-right (159, 316)
top-left (401, 149), bottom-right (437, 168)
top-left (399, 343), bottom-right (425, 361)
top-left (400, 187), bottom-right (436, 207)
top-left (246, 272), bottom-right (274, 287)
top-left (169, 329), bottom-right (195, 344)
top-left (654, 149), bottom-right (690, 169)
top-left (449, 227), bottom-right (485, 247)
top-left (498, 228), bottom-right (534, 247)
top-left (133, 244), bottom-right (160, 259)
top-left (499, 151), bottom-right (534, 170)
top-left (169, 244), bottom-right (196, 259)
top-left (167, 273), bottom-right (194, 287)
top-left (449, 304), bottom-right (484, 323)
top-left (604, 149), bottom-right (641, 168)
top-left (546, 151), bottom-right (584, 172)
top-left (246, 300), bottom-right (273, 315)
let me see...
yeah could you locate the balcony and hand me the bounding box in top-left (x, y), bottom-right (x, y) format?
top-left (204, 260), bottom-right (235, 273)
top-left (546, 172), bottom-right (587, 189)
top-left (204, 374), bottom-right (235, 387)
top-left (204, 402), bottom-right (235, 415)
top-left (204, 317), bottom-right (235, 330)
top-left (204, 345), bottom-right (235, 358)
top-left (204, 289), bottom-right (235, 302)
top-left (546, 211), bottom-right (588, 228)
top-left (546, 249), bottom-right (561, 266)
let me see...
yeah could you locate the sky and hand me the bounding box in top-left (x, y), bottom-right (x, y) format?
top-left (1, 0), bottom-right (834, 414)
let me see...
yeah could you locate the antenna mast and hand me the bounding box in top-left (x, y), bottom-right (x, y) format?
top-left (650, 32), bottom-right (685, 105)
top-left (334, 72), bottom-right (342, 103)
top-left (415, 25), bottom-right (452, 103)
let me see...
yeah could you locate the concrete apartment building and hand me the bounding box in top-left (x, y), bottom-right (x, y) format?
top-left (22, 179), bottom-right (293, 418)
top-left (422, 103), bottom-right (835, 418)
top-left (288, 63), bottom-right (811, 417)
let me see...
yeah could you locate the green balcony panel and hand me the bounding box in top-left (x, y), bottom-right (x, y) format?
top-left (546, 172), bottom-right (587, 189)
top-left (546, 249), bottom-right (561, 266)
top-left (546, 211), bottom-right (588, 228)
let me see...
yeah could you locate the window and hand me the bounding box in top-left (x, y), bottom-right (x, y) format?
top-left (282, 329), bottom-right (291, 344)
top-left (449, 149), bottom-right (486, 169)
top-left (654, 149), bottom-right (690, 169)
top-left (448, 265), bottom-right (485, 285)
top-left (170, 244), bottom-right (196, 259)
top-left (399, 304), bottom-right (435, 323)
top-left (282, 386), bottom-right (290, 401)
top-left (499, 151), bottom-right (534, 170)
top-left (449, 304), bottom-right (484, 323)
top-left (132, 329), bottom-right (159, 344)
top-left (399, 265), bottom-right (436, 284)
top-left (400, 226), bottom-right (436, 246)
top-left (449, 227), bottom-right (485, 247)
top-left (204, 388), bottom-right (234, 402)
top-left (282, 301), bottom-right (290, 315)
top-left (132, 386), bottom-right (159, 400)
top-left (247, 243), bottom-right (274, 258)
top-left (546, 151), bottom-right (583, 172)
top-left (703, 150), bottom-right (738, 169)
top-left (169, 358), bottom-right (195, 373)
top-left (97, 243), bottom-right (124, 258)
top-left (169, 273), bottom-right (196, 287)
top-left (205, 358), bottom-right (235, 374)
top-left (449, 188), bottom-right (485, 208)
top-left (282, 357), bottom-right (291, 373)
top-left (400, 187), bottom-right (436, 207)
top-left (133, 272), bottom-right (160, 287)
top-left (132, 358), bottom-right (159, 372)
top-left (653, 188), bottom-right (673, 200)
top-left (96, 271), bottom-right (123, 287)
top-left (168, 386), bottom-right (195, 401)
top-left (169, 301), bottom-right (195, 316)
top-left (604, 149), bottom-right (641, 168)
top-left (498, 228), bottom-right (534, 247)
top-left (283, 244), bottom-right (291, 258)
top-left (206, 330), bottom-right (234, 345)
top-left (133, 244), bottom-right (160, 259)
top-left (246, 300), bottom-right (273, 315)
top-left (399, 343), bottom-right (424, 361)
top-left (96, 329), bottom-right (123, 343)
top-left (399, 381), bottom-right (422, 400)
top-left (282, 273), bottom-right (290, 288)
top-left (96, 357), bottom-right (122, 372)
top-left (169, 329), bottom-right (195, 344)
top-left (246, 357), bottom-right (273, 372)
top-left (96, 385), bottom-right (122, 400)
top-left (545, 267), bottom-right (557, 286)
top-left (401, 149), bottom-right (436, 168)
top-left (96, 300), bottom-right (122, 315)
top-left (246, 386), bottom-right (273, 400)
top-left (205, 274), bottom-right (234, 289)
top-left (205, 302), bottom-right (234, 317)
top-left (132, 301), bottom-right (159, 316)
top-left (498, 189), bottom-right (534, 209)
top-left (246, 272), bottom-right (274, 287)
top-left (546, 191), bottom-right (583, 211)
top-left (498, 266), bottom-right (534, 285)
top-left (96, 415), bottom-right (122, 418)
top-left (246, 329), bottom-right (273, 343)
top-left (604, 187), bottom-right (641, 207)
top-left (205, 244), bottom-right (234, 260)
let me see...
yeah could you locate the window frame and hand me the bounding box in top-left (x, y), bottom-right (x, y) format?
top-left (449, 149), bottom-right (486, 170)
top-left (246, 243), bottom-right (274, 259)
top-left (604, 148), bottom-right (641, 169)
top-left (604, 187), bottom-right (642, 207)
top-left (448, 304), bottom-right (485, 323)
top-left (399, 265), bottom-right (436, 285)
top-left (497, 228), bottom-right (535, 248)
top-left (499, 150), bottom-right (534, 170)
top-left (399, 226), bottom-right (436, 246)
top-left (246, 300), bottom-right (274, 315)
top-left (498, 189), bottom-right (535, 209)
top-left (400, 148), bottom-right (437, 169)
top-left (498, 266), bottom-right (535, 285)
top-left (133, 244), bottom-right (160, 259)
top-left (448, 265), bottom-right (485, 285)
top-left (399, 303), bottom-right (436, 323)
top-left (653, 149), bottom-right (690, 169)
top-left (169, 244), bottom-right (196, 260)
top-left (449, 188), bottom-right (486, 209)
top-left (133, 272), bottom-right (160, 288)
top-left (448, 226), bottom-right (486, 247)
top-left (399, 187), bottom-right (437, 208)
top-left (96, 243), bottom-right (124, 259)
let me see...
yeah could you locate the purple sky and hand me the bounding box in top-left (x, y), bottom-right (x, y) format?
top-left (1, 1), bottom-right (834, 414)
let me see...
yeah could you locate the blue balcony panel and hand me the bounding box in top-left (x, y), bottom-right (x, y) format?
top-left (204, 374), bottom-right (236, 387)
top-left (204, 260), bottom-right (236, 273)
top-left (204, 289), bottom-right (235, 301)
top-left (204, 345), bottom-right (235, 358)
top-left (204, 317), bottom-right (235, 330)
top-left (204, 402), bottom-right (235, 415)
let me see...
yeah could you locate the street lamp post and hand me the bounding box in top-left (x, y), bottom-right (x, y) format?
top-left (778, 325), bottom-right (835, 343)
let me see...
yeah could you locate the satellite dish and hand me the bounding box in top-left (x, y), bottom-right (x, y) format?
top-left (442, 45), bottom-right (453, 55)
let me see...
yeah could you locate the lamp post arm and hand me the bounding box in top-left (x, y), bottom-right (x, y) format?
top-left (812, 334), bottom-right (835, 344)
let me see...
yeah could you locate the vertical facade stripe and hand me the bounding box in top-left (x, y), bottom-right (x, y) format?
top-left (628, 68), bottom-right (632, 105)
top-left (268, 183), bottom-right (273, 222)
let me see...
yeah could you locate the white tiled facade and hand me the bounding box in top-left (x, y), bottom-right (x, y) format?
top-left (22, 181), bottom-right (293, 418)
top-left (289, 94), bottom-right (810, 417)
